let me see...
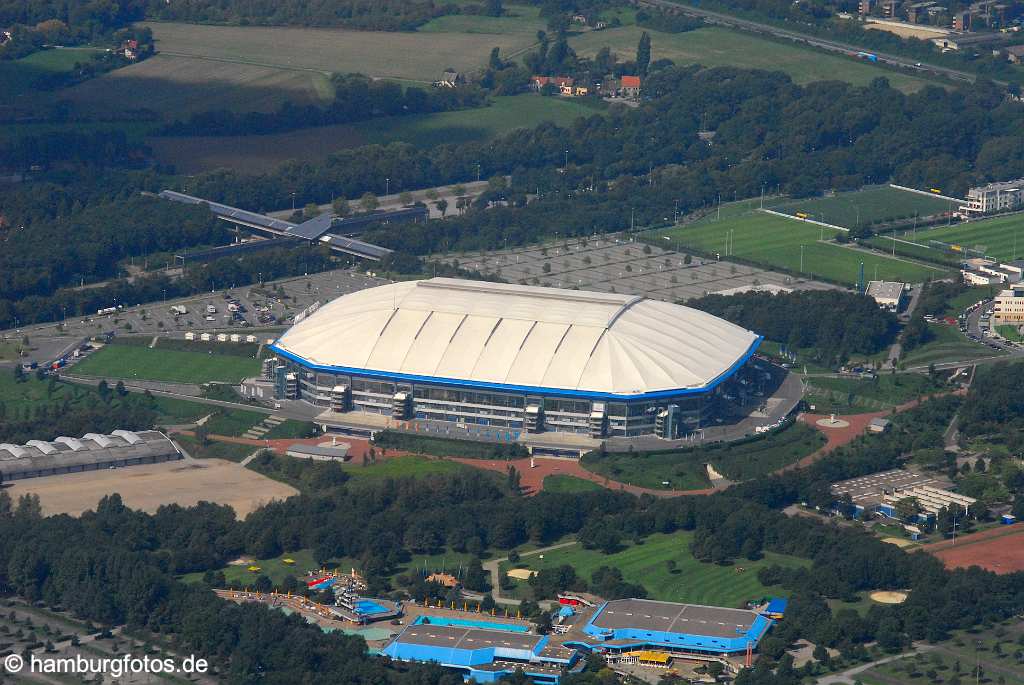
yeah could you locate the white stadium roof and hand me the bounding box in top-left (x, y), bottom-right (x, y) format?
top-left (271, 278), bottom-right (760, 398)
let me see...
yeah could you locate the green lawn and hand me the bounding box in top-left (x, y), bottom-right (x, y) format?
top-left (582, 421), bottom-right (825, 488)
top-left (179, 549), bottom-right (321, 587)
top-left (768, 186), bottom-right (951, 230)
top-left (804, 374), bottom-right (941, 413)
top-left (343, 455), bottom-right (471, 481)
top-left (262, 420), bottom-right (319, 440)
top-left (504, 532), bottom-right (809, 607)
top-left (72, 344), bottom-right (260, 384)
top-left (354, 94), bottom-right (603, 148)
top-left (202, 408), bottom-right (266, 437)
top-left (175, 434), bottom-right (257, 462)
top-left (996, 324), bottom-right (1024, 342)
top-left (943, 286), bottom-right (997, 317)
top-left (542, 475), bottom-right (604, 493)
top-left (569, 25), bottom-right (936, 92)
top-left (655, 207), bottom-right (948, 285)
top-left (908, 213), bottom-right (1024, 262)
top-left (900, 323), bottom-right (1003, 368)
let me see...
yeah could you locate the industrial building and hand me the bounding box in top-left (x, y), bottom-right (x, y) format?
top-left (577, 599), bottom-right (771, 661)
top-left (958, 178), bottom-right (1024, 218)
top-left (255, 278), bottom-right (763, 440)
top-left (864, 281), bottom-right (907, 312)
top-left (381, 623), bottom-right (577, 684)
top-left (0, 430), bottom-right (181, 481)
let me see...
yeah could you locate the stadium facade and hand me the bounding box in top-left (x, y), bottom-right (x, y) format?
top-left (261, 278), bottom-right (762, 440)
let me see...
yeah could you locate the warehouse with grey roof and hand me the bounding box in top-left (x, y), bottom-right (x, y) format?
top-left (0, 430), bottom-right (181, 481)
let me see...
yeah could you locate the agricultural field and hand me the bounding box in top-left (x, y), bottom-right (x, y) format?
top-left (582, 421), bottom-right (825, 489)
top-left (906, 212), bottom-right (1024, 262)
top-left (71, 344), bottom-right (260, 384)
top-left (803, 374), bottom-right (942, 413)
top-left (150, 94), bottom-right (600, 173)
top-left (658, 208), bottom-right (948, 285)
top-left (768, 186), bottom-right (951, 230)
top-left (502, 531), bottom-right (810, 607)
top-left (569, 25), bottom-right (936, 93)
top-left (899, 323), bottom-right (1003, 368)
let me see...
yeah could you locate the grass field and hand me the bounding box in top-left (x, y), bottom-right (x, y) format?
top-left (996, 324), bottom-right (1024, 342)
top-left (768, 186), bottom-right (951, 230)
top-left (804, 374), bottom-right (941, 413)
top-left (149, 94), bottom-right (600, 173)
top-left (904, 213), bottom-right (1024, 262)
top-left (0, 47), bottom-right (102, 102)
top-left (900, 323), bottom-right (1003, 368)
top-left (656, 207), bottom-right (947, 285)
top-left (542, 475), bottom-right (604, 493)
top-left (569, 25), bottom-right (935, 93)
top-left (343, 455), bottom-right (470, 481)
top-left (582, 421), bottom-right (825, 488)
top-left (503, 532), bottom-right (809, 607)
top-left (72, 345), bottom-right (260, 384)
top-left (179, 549), bottom-right (321, 586)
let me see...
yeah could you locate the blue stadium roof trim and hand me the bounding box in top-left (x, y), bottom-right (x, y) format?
top-left (267, 335), bottom-right (761, 402)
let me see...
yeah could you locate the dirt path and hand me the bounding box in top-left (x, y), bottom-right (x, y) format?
top-left (482, 540), bottom-right (579, 604)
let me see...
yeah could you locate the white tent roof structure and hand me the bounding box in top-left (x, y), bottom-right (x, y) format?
top-left (271, 278), bottom-right (760, 398)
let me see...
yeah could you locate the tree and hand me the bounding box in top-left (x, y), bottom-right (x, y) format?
top-left (359, 192), bottom-right (379, 212)
top-left (398, 191), bottom-right (413, 206)
top-left (332, 197), bottom-right (351, 217)
top-left (637, 31), bottom-right (651, 76)
top-left (435, 198), bottom-right (448, 217)
top-left (485, 0), bottom-right (503, 17)
top-left (303, 202), bottom-right (321, 219)
top-left (488, 47), bottom-right (502, 70)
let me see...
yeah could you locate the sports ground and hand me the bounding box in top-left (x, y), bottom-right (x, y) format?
top-left (72, 345), bottom-right (260, 384)
top-left (768, 186), bottom-right (951, 230)
top-left (656, 208), bottom-right (947, 285)
top-left (924, 526), bottom-right (1024, 574)
top-left (903, 212), bottom-right (1024, 262)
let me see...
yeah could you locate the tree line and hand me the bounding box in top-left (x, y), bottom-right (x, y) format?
top-left (686, 289), bottom-right (898, 365)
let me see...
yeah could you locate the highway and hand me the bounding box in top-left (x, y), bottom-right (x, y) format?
top-left (634, 0), bottom-right (984, 85)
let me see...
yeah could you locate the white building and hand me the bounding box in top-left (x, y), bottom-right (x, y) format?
top-left (959, 179), bottom-right (1024, 218)
top-left (865, 281), bottom-right (907, 312)
top-left (993, 283), bottom-right (1024, 323)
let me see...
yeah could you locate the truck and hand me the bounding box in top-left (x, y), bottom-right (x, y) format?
top-left (227, 303), bottom-right (240, 313)
top-left (856, 51), bottom-right (878, 62)
top-left (169, 305), bottom-right (187, 315)
top-left (206, 304), bottom-right (217, 314)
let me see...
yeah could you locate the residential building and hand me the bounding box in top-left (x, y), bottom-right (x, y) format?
top-left (959, 178), bottom-right (1024, 216)
top-left (437, 70), bottom-right (465, 88)
top-left (859, 0), bottom-right (875, 15)
top-left (621, 75), bottom-right (641, 98)
top-left (530, 75), bottom-right (574, 92)
top-left (953, 11), bottom-right (972, 30)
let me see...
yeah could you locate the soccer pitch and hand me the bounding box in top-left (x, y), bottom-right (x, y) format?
top-left (72, 345), bottom-right (260, 384)
top-left (768, 186), bottom-right (952, 230)
top-left (907, 213), bottom-right (1024, 262)
top-left (657, 209), bottom-right (948, 285)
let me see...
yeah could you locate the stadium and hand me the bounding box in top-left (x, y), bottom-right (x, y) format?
top-left (262, 278), bottom-right (763, 440)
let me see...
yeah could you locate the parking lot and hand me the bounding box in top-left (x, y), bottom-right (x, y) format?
top-left (0, 270), bottom-right (387, 348)
top-left (0, 269), bottom-right (390, 367)
top-left (442, 234), bottom-right (835, 302)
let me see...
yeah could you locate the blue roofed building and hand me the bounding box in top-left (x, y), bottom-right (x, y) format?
top-left (573, 599), bottom-right (772, 658)
top-left (381, 623), bottom-right (578, 684)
